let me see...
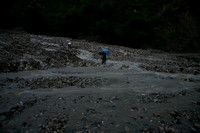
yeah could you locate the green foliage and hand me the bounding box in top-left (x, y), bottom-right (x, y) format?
top-left (3, 0), bottom-right (199, 52)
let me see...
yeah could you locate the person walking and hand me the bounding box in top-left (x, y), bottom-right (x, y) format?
top-left (68, 42), bottom-right (72, 49)
top-left (99, 48), bottom-right (109, 68)
top-left (101, 51), bottom-right (107, 68)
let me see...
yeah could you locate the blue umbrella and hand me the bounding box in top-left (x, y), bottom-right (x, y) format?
top-left (101, 48), bottom-right (110, 54)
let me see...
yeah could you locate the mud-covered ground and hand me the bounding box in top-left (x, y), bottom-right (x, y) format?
top-left (0, 30), bottom-right (200, 133)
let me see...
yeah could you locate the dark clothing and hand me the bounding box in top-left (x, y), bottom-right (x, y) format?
top-left (68, 42), bottom-right (72, 48)
top-left (101, 52), bottom-right (107, 64)
top-left (68, 44), bottom-right (71, 48)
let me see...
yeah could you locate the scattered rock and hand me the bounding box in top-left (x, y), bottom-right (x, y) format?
top-left (130, 107), bottom-right (139, 111)
top-left (86, 109), bottom-right (96, 114)
top-left (39, 114), bottom-right (68, 133)
top-left (164, 127), bottom-right (176, 133)
top-left (153, 113), bottom-right (161, 117)
top-left (194, 123), bottom-right (200, 130)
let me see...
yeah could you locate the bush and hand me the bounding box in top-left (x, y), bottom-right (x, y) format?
top-left (2, 0), bottom-right (199, 52)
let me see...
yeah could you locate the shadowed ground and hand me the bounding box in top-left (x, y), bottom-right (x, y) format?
top-left (0, 30), bottom-right (200, 133)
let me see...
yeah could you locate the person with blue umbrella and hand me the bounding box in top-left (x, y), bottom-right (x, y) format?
top-left (99, 48), bottom-right (110, 68)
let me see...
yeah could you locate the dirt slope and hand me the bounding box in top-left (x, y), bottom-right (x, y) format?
top-left (0, 30), bottom-right (200, 133)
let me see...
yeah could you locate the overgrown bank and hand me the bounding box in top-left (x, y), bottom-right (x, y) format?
top-left (1, 0), bottom-right (200, 52)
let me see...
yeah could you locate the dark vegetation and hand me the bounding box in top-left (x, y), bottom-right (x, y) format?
top-left (1, 0), bottom-right (200, 52)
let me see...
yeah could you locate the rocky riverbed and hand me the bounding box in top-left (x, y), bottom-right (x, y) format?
top-left (0, 30), bottom-right (200, 133)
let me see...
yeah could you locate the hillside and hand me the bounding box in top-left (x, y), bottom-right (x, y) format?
top-left (1, 0), bottom-right (200, 52)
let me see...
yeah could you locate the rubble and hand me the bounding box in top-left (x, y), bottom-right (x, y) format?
top-left (0, 30), bottom-right (200, 133)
